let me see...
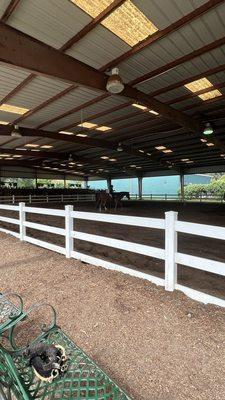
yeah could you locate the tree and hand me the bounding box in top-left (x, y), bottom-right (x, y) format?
top-left (181, 175), bottom-right (225, 198)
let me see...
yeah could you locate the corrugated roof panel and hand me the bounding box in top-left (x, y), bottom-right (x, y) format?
top-left (133, 0), bottom-right (208, 30)
top-left (0, 64), bottom-right (31, 102)
top-left (0, 0), bottom-right (11, 18)
top-left (7, 0), bottom-right (91, 49)
top-left (118, 2), bottom-right (225, 83)
top-left (0, 111), bottom-right (22, 123)
top-left (66, 25), bottom-right (130, 69)
top-left (8, 76), bottom-right (71, 110)
top-left (156, 87), bottom-right (191, 102)
top-left (43, 95), bottom-right (129, 131)
top-left (0, 136), bottom-right (14, 147)
top-left (137, 45), bottom-right (225, 94)
top-left (90, 108), bottom-right (136, 126)
top-left (22, 86), bottom-right (100, 127)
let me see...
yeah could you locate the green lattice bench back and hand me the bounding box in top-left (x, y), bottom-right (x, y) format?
top-left (0, 293), bottom-right (130, 399)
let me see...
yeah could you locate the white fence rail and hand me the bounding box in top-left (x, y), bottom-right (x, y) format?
top-left (0, 193), bottom-right (95, 204)
top-left (130, 193), bottom-right (225, 202)
top-left (0, 203), bottom-right (225, 308)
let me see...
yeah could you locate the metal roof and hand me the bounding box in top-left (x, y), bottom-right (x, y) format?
top-left (0, 0), bottom-right (224, 180)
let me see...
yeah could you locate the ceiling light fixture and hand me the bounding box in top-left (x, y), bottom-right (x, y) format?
top-left (76, 133), bottom-right (87, 137)
top-left (203, 122), bottom-right (214, 135)
top-left (25, 143), bottom-right (39, 148)
top-left (11, 124), bottom-right (22, 138)
top-left (59, 131), bottom-right (74, 135)
top-left (78, 122), bottom-right (97, 129)
top-left (96, 126), bottom-right (112, 132)
top-left (155, 146), bottom-right (166, 150)
top-left (117, 142), bottom-right (123, 152)
top-left (106, 68), bottom-right (124, 94)
top-left (132, 103), bottom-right (147, 110)
top-left (149, 110), bottom-right (159, 115)
top-left (162, 149), bottom-right (173, 153)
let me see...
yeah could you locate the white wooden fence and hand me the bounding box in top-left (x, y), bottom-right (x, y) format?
top-left (0, 193), bottom-right (95, 204)
top-left (130, 193), bottom-right (225, 202)
top-left (0, 203), bottom-right (225, 308)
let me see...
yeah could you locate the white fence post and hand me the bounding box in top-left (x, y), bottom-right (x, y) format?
top-left (19, 202), bottom-right (26, 241)
top-left (165, 211), bottom-right (178, 291)
top-left (65, 205), bottom-right (73, 258)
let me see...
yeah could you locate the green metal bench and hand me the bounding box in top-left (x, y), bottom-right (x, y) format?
top-left (0, 293), bottom-right (130, 399)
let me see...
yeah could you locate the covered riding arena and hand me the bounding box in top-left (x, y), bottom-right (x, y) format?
top-left (1, 1), bottom-right (225, 399)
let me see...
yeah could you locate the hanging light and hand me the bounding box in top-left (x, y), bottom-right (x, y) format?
top-left (203, 122), bottom-right (214, 135)
top-left (68, 154), bottom-right (73, 162)
top-left (117, 142), bottom-right (123, 152)
top-left (11, 124), bottom-right (22, 138)
top-left (106, 68), bottom-right (124, 94)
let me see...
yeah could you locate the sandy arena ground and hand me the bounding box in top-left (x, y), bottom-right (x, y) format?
top-left (1, 228), bottom-right (225, 399)
top-left (0, 200), bottom-right (225, 299)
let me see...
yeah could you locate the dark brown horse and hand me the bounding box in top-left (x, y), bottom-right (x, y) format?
top-left (114, 191), bottom-right (130, 210)
top-left (96, 191), bottom-right (130, 211)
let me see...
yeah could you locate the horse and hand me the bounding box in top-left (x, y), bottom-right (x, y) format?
top-left (113, 191), bottom-right (130, 210)
top-left (96, 190), bottom-right (113, 211)
top-left (96, 191), bottom-right (130, 211)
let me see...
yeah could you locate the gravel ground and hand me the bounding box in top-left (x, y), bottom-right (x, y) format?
top-left (1, 231), bottom-right (225, 400)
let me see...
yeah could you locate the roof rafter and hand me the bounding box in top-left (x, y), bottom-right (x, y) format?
top-left (166, 82), bottom-right (225, 105)
top-left (130, 36), bottom-right (225, 87)
top-left (0, 21), bottom-right (198, 133)
top-left (61, 0), bottom-right (126, 52)
top-left (149, 63), bottom-right (225, 98)
top-left (101, 0), bottom-right (225, 71)
top-left (7, 0), bottom-right (222, 129)
top-left (0, 159), bottom-right (90, 176)
top-left (1, 0), bottom-right (20, 22)
top-left (13, 83), bottom-right (78, 124)
top-left (0, 147), bottom-right (120, 168)
top-left (0, 74), bottom-right (35, 106)
top-left (37, 93), bottom-right (109, 129)
top-left (0, 125), bottom-right (171, 169)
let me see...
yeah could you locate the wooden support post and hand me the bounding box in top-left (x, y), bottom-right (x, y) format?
top-left (165, 211), bottom-right (178, 291)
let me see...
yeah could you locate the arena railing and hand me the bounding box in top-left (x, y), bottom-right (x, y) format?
top-left (0, 203), bottom-right (225, 308)
top-left (0, 193), bottom-right (95, 204)
top-left (130, 193), bottom-right (225, 202)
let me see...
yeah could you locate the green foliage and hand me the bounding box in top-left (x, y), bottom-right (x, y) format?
top-left (181, 175), bottom-right (225, 198)
top-left (37, 179), bottom-right (64, 188)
